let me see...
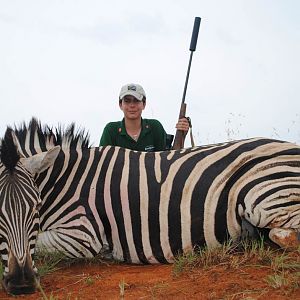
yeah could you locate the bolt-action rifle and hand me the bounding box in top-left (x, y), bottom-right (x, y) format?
top-left (173, 17), bottom-right (201, 150)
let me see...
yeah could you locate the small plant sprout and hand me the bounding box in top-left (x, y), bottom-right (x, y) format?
top-left (266, 273), bottom-right (288, 288)
top-left (119, 278), bottom-right (129, 298)
top-left (85, 275), bottom-right (94, 285)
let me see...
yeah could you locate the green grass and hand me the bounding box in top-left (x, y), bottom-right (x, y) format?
top-left (173, 238), bottom-right (300, 275)
top-left (173, 239), bottom-right (240, 275)
top-left (173, 238), bottom-right (300, 297)
top-left (266, 271), bottom-right (300, 290)
top-left (34, 249), bottom-right (67, 277)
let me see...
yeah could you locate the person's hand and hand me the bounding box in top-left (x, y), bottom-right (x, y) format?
top-left (175, 117), bottom-right (190, 133)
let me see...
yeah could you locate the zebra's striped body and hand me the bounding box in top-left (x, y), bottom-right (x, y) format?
top-left (1, 119), bottom-right (300, 294)
top-left (15, 120), bottom-right (300, 262)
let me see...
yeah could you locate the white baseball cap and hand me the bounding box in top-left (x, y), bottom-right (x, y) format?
top-left (119, 83), bottom-right (146, 101)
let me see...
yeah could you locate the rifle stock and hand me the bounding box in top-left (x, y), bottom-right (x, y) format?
top-left (172, 103), bottom-right (186, 150)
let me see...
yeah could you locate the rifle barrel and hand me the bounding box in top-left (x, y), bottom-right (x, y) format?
top-left (182, 17), bottom-right (201, 104)
top-left (173, 17), bottom-right (201, 150)
top-left (182, 51), bottom-right (194, 103)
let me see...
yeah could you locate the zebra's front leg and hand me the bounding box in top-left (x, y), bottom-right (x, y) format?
top-left (36, 228), bottom-right (101, 258)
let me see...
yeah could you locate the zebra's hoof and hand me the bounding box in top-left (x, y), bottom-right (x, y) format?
top-left (269, 228), bottom-right (300, 250)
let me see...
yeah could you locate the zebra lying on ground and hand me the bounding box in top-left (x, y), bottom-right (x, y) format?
top-left (0, 118), bottom-right (299, 295)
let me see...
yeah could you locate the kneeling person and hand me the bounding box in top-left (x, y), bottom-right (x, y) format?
top-left (100, 83), bottom-right (189, 151)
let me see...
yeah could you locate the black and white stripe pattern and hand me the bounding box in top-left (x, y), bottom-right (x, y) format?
top-left (0, 128), bottom-right (40, 294)
top-left (11, 119), bottom-right (300, 265)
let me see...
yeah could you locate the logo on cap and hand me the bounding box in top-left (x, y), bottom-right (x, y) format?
top-left (128, 85), bottom-right (137, 91)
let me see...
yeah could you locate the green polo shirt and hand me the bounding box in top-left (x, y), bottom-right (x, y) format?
top-left (100, 118), bottom-right (167, 152)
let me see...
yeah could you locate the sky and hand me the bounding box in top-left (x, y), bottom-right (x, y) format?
top-left (0, 0), bottom-right (299, 147)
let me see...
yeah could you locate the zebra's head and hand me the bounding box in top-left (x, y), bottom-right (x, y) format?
top-left (0, 128), bottom-right (59, 295)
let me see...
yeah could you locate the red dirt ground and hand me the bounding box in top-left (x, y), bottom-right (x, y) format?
top-left (0, 260), bottom-right (299, 299)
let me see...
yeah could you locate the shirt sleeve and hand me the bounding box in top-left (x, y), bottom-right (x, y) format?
top-left (99, 124), bottom-right (114, 146)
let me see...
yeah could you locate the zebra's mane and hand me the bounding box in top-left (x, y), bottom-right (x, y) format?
top-left (14, 118), bottom-right (91, 152)
top-left (0, 128), bottom-right (20, 172)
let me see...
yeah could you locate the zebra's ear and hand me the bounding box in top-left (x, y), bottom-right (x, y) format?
top-left (20, 146), bottom-right (60, 175)
top-left (11, 130), bottom-right (25, 158)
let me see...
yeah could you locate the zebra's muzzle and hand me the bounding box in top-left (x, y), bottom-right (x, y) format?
top-left (2, 276), bottom-right (38, 295)
top-left (2, 252), bottom-right (39, 295)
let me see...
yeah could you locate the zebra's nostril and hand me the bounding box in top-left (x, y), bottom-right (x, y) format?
top-left (2, 276), bottom-right (37, 295)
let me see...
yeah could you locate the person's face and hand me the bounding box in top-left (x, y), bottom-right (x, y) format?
top-left (119, 95), bottom-right (146, 120)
